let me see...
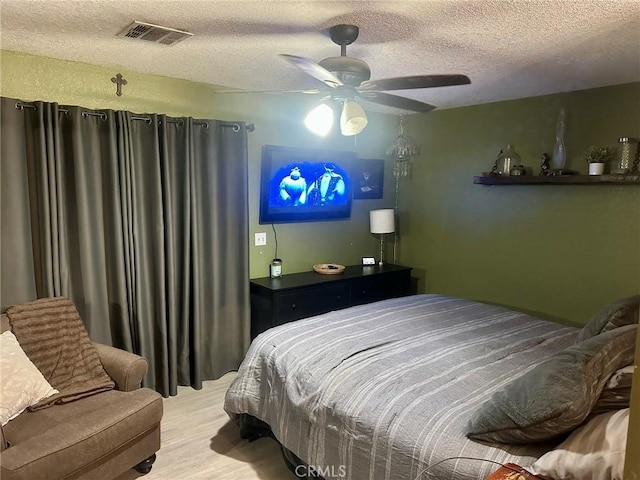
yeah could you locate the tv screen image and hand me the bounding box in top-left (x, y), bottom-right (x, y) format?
top-left (260, 145), bottom-right (356, 224)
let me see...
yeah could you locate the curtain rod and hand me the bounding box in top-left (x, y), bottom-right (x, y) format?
top-left (14, 102), bottom-right (255, 132)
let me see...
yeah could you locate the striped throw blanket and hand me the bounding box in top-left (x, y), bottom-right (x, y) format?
top-left (5, 297), bottom-right (114, 410)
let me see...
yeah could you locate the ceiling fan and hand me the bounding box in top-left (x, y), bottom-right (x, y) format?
top-left (281, 24), bottom-right (471, 114)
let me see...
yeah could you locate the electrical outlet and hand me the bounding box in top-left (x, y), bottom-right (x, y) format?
top-left (254, 232), bottom-right (267, 246)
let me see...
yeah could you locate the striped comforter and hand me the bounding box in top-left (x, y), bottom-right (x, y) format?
top-left (224, 294), bottom-right (578, 480)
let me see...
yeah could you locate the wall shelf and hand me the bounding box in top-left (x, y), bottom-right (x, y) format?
top-left (473, 174), bottom-right (640, 185)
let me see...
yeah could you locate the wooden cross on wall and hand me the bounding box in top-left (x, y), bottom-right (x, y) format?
top-left (111, 73), bottom-right (127, 97)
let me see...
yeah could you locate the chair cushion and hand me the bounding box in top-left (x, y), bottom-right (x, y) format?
top-left (5, 297), bottom-right (115, 410)
top-left (0, 331), bottom-right (58, 425)
top-left (1, 388), bottom-right (162, 480)
top-left (0, 314), bottom-right (10, 333)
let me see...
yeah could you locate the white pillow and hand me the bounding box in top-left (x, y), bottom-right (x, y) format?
top-left (530, 408), bottom-right (628, 480)
top-left (0, 331), bottom-right (58, 425)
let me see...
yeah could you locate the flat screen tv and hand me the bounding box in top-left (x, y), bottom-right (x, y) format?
top-left (259, 144), bottom-right (355, 224)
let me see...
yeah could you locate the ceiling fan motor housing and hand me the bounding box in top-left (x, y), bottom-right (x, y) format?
top-left (281, 23), bottom-right (469, 113)
top-left (318, 56), bottom-right (371, 86)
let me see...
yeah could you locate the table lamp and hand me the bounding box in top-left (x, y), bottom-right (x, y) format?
top-left (369, 209), bottom-right (395, 266)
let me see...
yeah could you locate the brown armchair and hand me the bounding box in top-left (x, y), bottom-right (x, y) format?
top-left (0, 311), bottom-right (163, 480)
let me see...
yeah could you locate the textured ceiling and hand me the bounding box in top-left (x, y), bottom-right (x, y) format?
top-left (1, 0), bottom-right (639, 112)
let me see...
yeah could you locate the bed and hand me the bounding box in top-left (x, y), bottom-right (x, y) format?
top-left (224, 293), bottom-right (637, 480)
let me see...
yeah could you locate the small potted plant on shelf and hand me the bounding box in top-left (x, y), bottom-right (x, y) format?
top-left (584, 146), bottom-right (615, 175)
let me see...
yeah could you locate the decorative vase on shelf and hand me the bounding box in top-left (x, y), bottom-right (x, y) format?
top-left (551, 108), bottom-right (566, 170)
top-left (497, 144), bottom-right (522, 176)
top-left (588, 162), bottom-right (605, 175)
top-left (613, 137), bottom-right (639, 174)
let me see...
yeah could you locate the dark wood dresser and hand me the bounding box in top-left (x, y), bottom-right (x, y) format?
top-left (250, 263), bottom-right (412, 339)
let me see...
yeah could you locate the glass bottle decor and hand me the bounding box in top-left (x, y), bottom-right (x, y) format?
top-left (269, 258), bottom-right (282, 278)
top-left (551, 108), bottom-right (567, 170)
top-left (613, 137), bottom-right (638, 174)
top-left (498, 144), bottom-right (522, 176)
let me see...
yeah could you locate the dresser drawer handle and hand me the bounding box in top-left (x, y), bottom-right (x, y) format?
top-left (291, 303), bottom-right (296, 310)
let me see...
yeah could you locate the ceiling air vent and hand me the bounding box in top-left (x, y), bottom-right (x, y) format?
top-left (118, 21), bottom-right (193, 46)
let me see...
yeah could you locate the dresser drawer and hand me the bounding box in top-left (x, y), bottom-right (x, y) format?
top-left (274, 283), bottom-right (350, 324)
top-left (351, 270), bottom-right (411, 305)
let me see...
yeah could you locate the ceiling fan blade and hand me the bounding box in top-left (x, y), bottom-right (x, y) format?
top-left (214, 88), bottom-right (322, 95)
top-left (359, 74), bottom-right (471, 92)
top-left (358, 92), bottom-right (436, 113)
top-left (279, 54), bottom-right (343, 89)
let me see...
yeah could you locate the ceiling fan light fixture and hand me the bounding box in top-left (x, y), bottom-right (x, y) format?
top-left (304, 103), bottom-right (333, 136)
top-left (340, 100), bottom-right (368, 136)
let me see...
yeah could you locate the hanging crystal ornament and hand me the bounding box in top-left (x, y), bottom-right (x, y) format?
top-left (386, 115), bottom-right (420, 264)
top-left (387, 116), bottom-right (420, 178)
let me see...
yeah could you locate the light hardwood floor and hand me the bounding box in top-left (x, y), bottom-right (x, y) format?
top-left (116, 372), bottom-right (293, 480)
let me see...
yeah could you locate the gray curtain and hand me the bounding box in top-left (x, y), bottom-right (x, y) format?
top-left (0, 97), bottom-right (250, 396)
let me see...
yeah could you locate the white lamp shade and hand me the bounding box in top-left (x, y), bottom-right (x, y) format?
top-left (340, 101), bottom-right (368, 136)
top-left (305, 103), bottom-right (333, 136)
top-left (370, 209), bottom-right (395, 234)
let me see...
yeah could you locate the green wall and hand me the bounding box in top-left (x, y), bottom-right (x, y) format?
top-left (2, 49), bottom-right (637, 323)
top-left (401, 83), bottom-right (640, 327)
top-left (0, 50), bottom-right (399, 279)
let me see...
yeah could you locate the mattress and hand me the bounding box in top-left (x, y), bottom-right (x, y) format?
top-left (224, 294), bottom-right (579, 479)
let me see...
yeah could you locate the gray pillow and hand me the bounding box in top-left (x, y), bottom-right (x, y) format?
top-left (591, 366), bottom-right (634, 415)
top-left (576, 294), bottom-right (640, 343)
top-left (466, 324), bottom-right (637, 444)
